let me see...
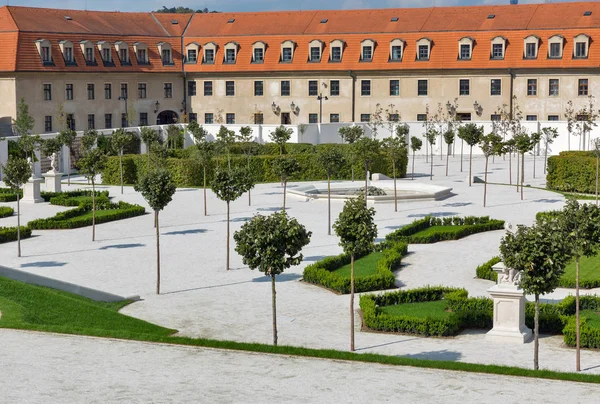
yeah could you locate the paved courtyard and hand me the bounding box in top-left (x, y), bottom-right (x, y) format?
top-left (1, 155), bottom-right (600, 397)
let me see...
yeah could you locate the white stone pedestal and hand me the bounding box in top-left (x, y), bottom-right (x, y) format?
top-left (43, 171), bottom-right (63, 193)
top-left (486, 262), bottom-right (532, 344)
top-left (23, 178), bottom-right (44, 204)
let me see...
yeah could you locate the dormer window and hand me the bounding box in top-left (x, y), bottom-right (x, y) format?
top-left (329, 39), bottom-right (345, 62)
top-left (523, 35), bottom-right (540, 59)
top-left (185, 42), bottom-right (200, 64)
top-left (416, 38), bottom-right (431, 60)
top-left (224, 42), bottom-right (238, 64)
top-left (114, 41), bottom-right (130, 65)
top-left (308, 40), bottom-right (323, 62)
top-left (390, 38), bottom-right (404, 62)
top-left (574, 34), bottom-right (590, 59)
top-left (490, 36), bottom-right (506, 60)
top-left (157, 42), bottom-right (174, 66)
top-left (79, 40), bottom-right (96, 66)
top-left (35, 39), bottom-right (54, 66)
top-left (58, 40), bottom-right (76, 66)
top-left (203, 42), bottom-right (217, 64)
top-left (361, 39), bottom-right (375, 62)
top-left (548, 35), bottom-right (564, 59)
top-left (97, 41), bottom-right (114, 66)
top-left (252, 41), bottom-right (266, 63)
top-left (133, 42), bottom-right (149, 65)
top-left (280, 40), bottom-right (296, 63)
top-left (458, 37), bottom-right (474, 60)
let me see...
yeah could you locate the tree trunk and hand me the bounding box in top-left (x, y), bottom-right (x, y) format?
top-left (534, 293), bottom-right (540, 370)
top-left (350, 253), bottom-right (355, 352)
top-left (445, 148), bottom-right (449, 176)
top-left (521, 152), bottom-right (525, 200)
top-left (203, 166), bottom-right (207, 216)
top-left (156, 210), bottom-right (161, 295)
top-left (92, 179), bottom-right (96, 242)
top-left (533, 149), bottom-right (537, 179)
top-left (227, 150), bottom-right (231, 170)
top-left (17, 191), bottom-right (21, 257)
top-left (226, 201), bottom-right (230, 271)
top-left (67, 147), bottom-right (71, 186)
top-left (393, 161), bottom-right (397, 212)
top-left (596, 157), bottom-right (599, 207)
top-left (430, 146), bottom-right (433, 181)
top-left (544, 144), bottom-right (548, 174)
top-left (411, 150), bottom-right (415, 180)
top-left (425, 140), bottom-right (429, 164)
top-left (576, 255), bottom-right (581, 372)
top-left (327, 174), bottom-right (331, 235)
top-left (460, 138), bottom-right (464, 172)
top-left (283, 180), bottom-right (287, 211)
top-left (469, 146), bottom-right (473, 187)
top-left (364, 162), bottom-right (368, 203)
top-left (119, 151), bottom-right (124, 195)
top-left (516, 152), bottom-right (520, 192)
top-left (351, 166), bottom-right (354, 182)
top-left (440, 133), bottom-right (443, 160)
top-left (484, 156), bottom-right (488, 207)
top-left (147, 147), bottom-right (150, 172)
top-left (271, 273), bottom-right (278, 346)
top-left (509, 151), bottom-right (512, 185)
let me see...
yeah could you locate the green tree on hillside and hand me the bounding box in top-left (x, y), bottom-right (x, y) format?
top-left (2, 157), bottom-right (31, 257)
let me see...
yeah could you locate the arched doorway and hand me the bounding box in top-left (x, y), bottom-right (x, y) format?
top-left (156, 110), bottom-right (179, 125)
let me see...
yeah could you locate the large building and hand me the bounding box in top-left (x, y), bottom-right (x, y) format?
top-left (1, 2), bottom-right (600, 135)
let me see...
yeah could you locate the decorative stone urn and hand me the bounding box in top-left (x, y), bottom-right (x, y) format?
top-left (485, 261), bottom-right (533, 344)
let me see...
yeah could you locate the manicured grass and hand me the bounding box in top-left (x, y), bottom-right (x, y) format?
top-left (582, 310), bottom-right (600, 328)
top-left (331, 251), bottom-right (383, 278)
top-left (561, 255), bottom-right (600, 288)
top-left (411, 226), bottom-right (460, 238)
top-left (380, 300), bottom-right (454, 320)
top-left (0, 276), bottom-right (599, 384)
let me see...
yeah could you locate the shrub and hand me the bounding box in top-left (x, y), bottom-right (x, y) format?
top-left (0, 188), bottom-right (22, 202)
top-left (547, 152), bottom-right (597, 194)
top-left (302, 242), bottom-right (407, 294)
top-left (0, 206), bottom-right (14, 218)
top-left (475, 256), bottom-right (501, 282)
top-left (41, 190), bottom-right (110, 204)
top-left (563, 317), bottom-right (600, 349)
top-left (0, 226), bottom-right (32, 244)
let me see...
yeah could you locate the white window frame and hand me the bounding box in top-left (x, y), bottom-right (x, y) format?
top-left (490, 36), bottom-right (506, 60)
top-left (329, 39), bottom-right (345, 62)
top-left (58, 40), bottom-right (74, 64)
top-left (390, 38), bottom-right (404, 62)
top-left (252, 41), bottom-right (266, 63)
top-left (132, 42), bottom-right (148, 64)
top-left (35, 39), bottom-right (52, 63)
top-left (97, 41), bottom-right (112, 63)
top-left (224, 41), bottom-right (239, 64)
top-left (360, 39), bottom-right (376, 62)
top-left (185, 42), bottom-right (200, 64)
top-left (416, 38), bottom-right (432, 60)
top-left (79, 40), bottom-right (95, 64)
top-left (458, 37), bottom-right (474, 60)
top-left (548, 35), bottom-right (564, 59)
top-left (203, 42), bottom-right (217, 64)
top-left (157, 42), bottom-right (173, 65)
top-left (523, 35), bottom-right (540, 59)
top-left (308, 39), bottom-right (324, 62)
top-left (280, 40), bottom-right (296, 63)
top-left (573, 34), bottom-right (590, 59)
top-left (114, 41), bottom-right (129, 64)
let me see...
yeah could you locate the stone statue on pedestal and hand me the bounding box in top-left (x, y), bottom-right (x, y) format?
top-left (49, 152), bottom-right (58, 173)
top-left (27, 157), bottom-right (34, 179)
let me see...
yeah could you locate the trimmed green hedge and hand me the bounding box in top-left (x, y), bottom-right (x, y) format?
top-left (41, 190), bottom-right (110, 204)
top-left (101, 143), bottom-right (409, 187)
top-left (563, 317), bottom-right (600, 349)
top-left (475, 257), bottom-right (501, 282)
top-left (0, 226), bottom-right (32, 244)
top-left (384, 216), bottom-right (505, 245)
top-left (302, 242), bottom-right (408, 294)
top-left (0, 206), bottom-right (14, 218)
top-left (547, 151), bottom-right (598, 193)
top-left (0, 188), bottom-right (22, 202)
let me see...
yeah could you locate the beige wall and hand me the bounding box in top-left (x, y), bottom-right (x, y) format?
top-left (15, 72), bottom-right (185, 134)
top-left (0, 77), bottom-right (16, 136)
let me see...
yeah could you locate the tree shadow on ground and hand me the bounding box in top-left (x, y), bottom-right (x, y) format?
top-left (408, 212), bottom-right (458, 218)
top-left (532, 199), bottom-right (563, 204)
top-left (161, 280), bottom-right (252, 295)
top-left (356, 337), bottom-right (421, 351)
top-left (163, 229), bottom-right (207, 236)
top-left (257, 207), bottom-right (288, 212)
top-left (443, 202), bottom-right (473, 207)
top-left (401, 350), bottom-right (463, 362)
top-left (226, 217), bottom-right (252, 223)
top-left (176, 189), bottom-right (198, 192)
top-left (262, 192), bottom-right (282, 195)
top-left (99, 243), bottom-right (145, 250)
top-left (252, 273), bottom-right (301, 283)
top-left (303, 255), bottom-right (329, 262)
top-left (405, 173), bottom-right (434, 179)
top-left (20, 261), bottom-right (67, 268)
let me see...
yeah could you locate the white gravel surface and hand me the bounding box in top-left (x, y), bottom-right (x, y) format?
top-left (1, 329), bottom-right (599, 404)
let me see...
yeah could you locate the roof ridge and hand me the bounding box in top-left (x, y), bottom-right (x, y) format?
top-left (149, 13), bottom-right (170, 36)
top-left (525, 3), bottom-right (541, 30)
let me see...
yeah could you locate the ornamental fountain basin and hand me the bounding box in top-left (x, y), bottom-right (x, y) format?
top-left (287, 175), bottom-right (453, 204)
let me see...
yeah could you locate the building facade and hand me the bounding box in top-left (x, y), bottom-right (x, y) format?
top-left (1, 2), bottom-right (600, 135)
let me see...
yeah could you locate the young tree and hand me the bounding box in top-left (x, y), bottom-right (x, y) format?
top-left (134, 169), bottom-right (176, 295)
top-left (234, 211), bottom-right (311, 346)
top-left (272, 157), bottom-right (300, 211)
top-left (432, 103), bottom-right (445, 161)
top-left (12, 98), bottom-right (34, 138)
top-left (111, 129), bottom-right (133, 194)
top-left (192, 142), bottom-right (213, 216)
top-left (409, 136), bottom-right (423, 181)
top-left (217, 125), bottom-right (236, 169)
top-left (423, 128), bottom-right (437, 180)
top-left (384, 103), bottom-right (400, 139)
top-left (565, 96), bottom-right (598, 151)
top-left (238, 126), bottom-right (256, 206)
top-left (140, 127), bottom-right (160, 170)
top-left (2, 157), bottom-right (31, 257)
top-left (541, 126), bottom-right (559, 174)
top-left (166, 124), bottom-right (184, 149)
top-left (366, 103), bottom-right (384, 139)
top-left (338, 125), bottom-right (364, 181)
top-left (77, 148), bottom-right (107, 242)
top-left (500, 218), bottom-right (570, 370)
top-left (458, 123), bottom-right (484, 187)
top-left (443, 129), bottom-right (455, 176)
top-left (514, 132), bottom-right (535, 200)
top-left (212, 168), bottom-right (254, 271)
top-left (56, 129), bottom-right (77, 185)
top-left (479, 133), bottom-right (503, 207)
top-left (42, 137), bottom-right (62, 172)
top-left (560, 200), bottom-right (600, 371)
top-left (504, 137), bottom-right (516, 185)
top-left (530, 131), bottom-right (542, 179)
top-left (269, 125), bottom-right (293, 155)
top-left (81, 129), bottom-right (98, 153)
top-left (317, 145), bottom-right (345, 234)
top-left (352, 138), bottom-right (381, 196)
top-left (333, 196), bottom-right (377, 351)
top-left (381, 137), bottom-right (406, 212)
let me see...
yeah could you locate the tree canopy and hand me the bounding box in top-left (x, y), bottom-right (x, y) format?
top-left (333, 196), bottom-right (378, 257)
top-left (153, 6), bottom-right (218, 13)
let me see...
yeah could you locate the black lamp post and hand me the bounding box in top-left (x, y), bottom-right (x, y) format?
top-left (317, 93), bottom-right (328, 124)
top-left (118, 96), bottom-right (128, 127)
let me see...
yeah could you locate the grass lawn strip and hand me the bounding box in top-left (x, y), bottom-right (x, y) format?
top-left (0, 276), bottom-right (599, 385)
top-left (332, 251), bottom-right (383, 278)
top-left (380, 300), bottom-right (454, 321)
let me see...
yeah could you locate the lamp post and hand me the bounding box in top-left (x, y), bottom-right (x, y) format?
top-left (317, 93), bottom-right (328, 124)
top-left (118, 96), bottom-right (128, 128)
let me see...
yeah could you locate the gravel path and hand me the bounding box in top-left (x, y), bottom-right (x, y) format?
top-left (1, 329), bottom-right (599, 404)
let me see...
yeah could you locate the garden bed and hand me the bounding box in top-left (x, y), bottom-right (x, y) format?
top-left (0, 206), bottom-right (14, 218)
top-left (384, 216), bottom-right (505, 244)
top-left (0, 226), bottom-right (32, 244)
top-left (0, 188), bottom-right (22, 202)
top-left (302, 242), bottom-right (407, 294)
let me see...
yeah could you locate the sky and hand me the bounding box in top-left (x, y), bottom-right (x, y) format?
top-left (2, 0), bottom-right (596, 13)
